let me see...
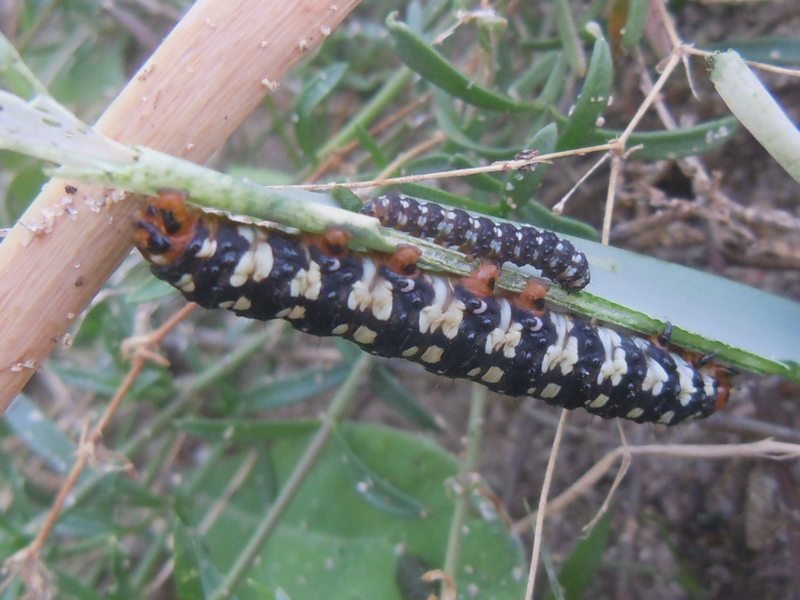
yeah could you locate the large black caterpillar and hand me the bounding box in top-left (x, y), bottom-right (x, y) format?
top-left (134, 191), bottom-right (729, 425)
top-left (362, 192), bottom-right (591, 291)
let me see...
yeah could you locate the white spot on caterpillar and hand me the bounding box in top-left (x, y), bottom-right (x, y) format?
top-left (540, 313), bottom-right (570, 373)
top-left (596, 328), bottom-right (627, 385)
top-left (559, 335), bottom-right (579, 375)
top-left (419, 277), bottom-right (450, 334)
top-left (440, 300), bottom-right (465, 339)
top-left (627, 407), bottom-right (645, 419)
top-left (348, 260), bottom-right (377, 312)
top-left (540, 382), bottom-right (561, 398)
top-left (673, 355), bottom-right (698, 406)
top-left (401, 346), bottom-right (419, 357)
top-left (658, 410), bottom-right (676, 424)
top-left (195, 237), bottom-right (218, 259)
top-left (468, 367), bottom-right (482, 377)
top-left (229, 250), bottom-right (257, 287)
top-left (588, 393), bottom-right (609, 408)
top-left (641, 354), bottom-right (669, 395)
top-left (276, 307), bottom-right (291, 318)
top-left (421, 346), bottom-right (444, 363)
top-left (332, 324), bottom-right (349, 335)
top-left (219, 300), bottom-right (235, 308)
top-left (150, 254), bottom-right (169, 265)
top-left (291, 261), bottom-right (322, 300)
top-left (252, 243), bottom-right (274, 282)
top-left (501, 322), bottom-right (523, 358)
top-left (371, 279), bottom-right (393, 321)
top-left (702, 374), bottom-right (716, 398)
top-left (176, 274), bottom-right (196, 293)
top-left (287, 305), bottom-right (306, 319)
top-left (481, 366), bottom-right (504, 383)
top-left (353, 325), bottom-right (377, 344)
top-left (485, 299), bottom-right (513, 354)
top-left (233, 296), bottom-right (252, 311)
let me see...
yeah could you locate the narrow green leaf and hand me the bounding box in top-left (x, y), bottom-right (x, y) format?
top-left (509, 51), bottom-right (560, 98)
top-left (294, 62), bottom-right (349, 160)
top-left (5, 394), bottom-right (75, 474)
top-left (370, 366), bottom-right (441, 430)
top-left (702, 36), bottom-right (800, 67)
top-left (241, 366), bottom-right (350, 410)
top-left (557, 38), bottom-right (613, 150)
top-left (554, 0), bottom-right (587, 76)
top-left (125, 276), bottom-right (178, 304)
top-left (386, 12), bottom-right (533, 113)
top-left (505, 123), bottom-right (558, 209)
top-left (622, 0), bottom-right (650, 49)
top-left (176, 418), bottom-right (321, 443)
top-left (546, 513), bottom-right (611, 600)
top-left (332, 185), bottom-right (364, 212)
top-left (585, 116), bottom-right (740, 160)
top-left (709, 50), bottom-right (800, 184)
top-left (173, 519), bottom-right (231, 600)
top-left (433, 90), bottom-right (522, 158)
top-left (335, 430), bottom-right (429, 518)
top-left (354, 123), bottom-right (388, 168)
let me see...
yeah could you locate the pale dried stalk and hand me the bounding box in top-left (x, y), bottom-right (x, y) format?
top-left (0, 0), bottom-right (361, 412)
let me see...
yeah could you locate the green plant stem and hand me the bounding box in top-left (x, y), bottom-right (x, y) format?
top-left (209, 354), bottom-right (373, 600)
top-left (443, 384), bottom-right (488, 580)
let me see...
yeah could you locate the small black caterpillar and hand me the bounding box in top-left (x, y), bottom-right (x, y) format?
top-left (362, 192), bottom-right (591, 291)
top-left (134, 191), bottom-right (729, 425)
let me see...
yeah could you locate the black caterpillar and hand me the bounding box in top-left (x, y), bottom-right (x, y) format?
top-left (134, 191), bottom-right (729, 426)
top-left (362, 192), bottom-right (591, 291)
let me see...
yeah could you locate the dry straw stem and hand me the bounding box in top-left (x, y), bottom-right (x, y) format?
top-left (0, 0), bottom-right (360, 412)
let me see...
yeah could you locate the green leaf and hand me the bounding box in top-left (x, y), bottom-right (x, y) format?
top-left (173, 519), bottom-right (233, 600)
top-left (587, 116), bottom-right (740, 160)
top-left (335, 430), bottom-right (429, 517)
top-left (5, 394), bottom-right (75, 474)
top-left (554, 0), bottom-right (586, 76)
top-left (294, 62), bottom-right (349, 160)
top-left (557, 38), bottom-right (613, 150)
top-left (125, 276), bottom-right (179, 304)
top-left (546, 513), bottom-right (611, 600)
top-left (622, 0), bottom-right (650, 49)
top-left (702, 36), bottom-right (800, 67)
top-left (370, 366), bottom-right (441, 430)
top-left (386, 13), bottom-right (533, 113)
top-left (332, 186), bottom-right (364, 212)
top-left (709, 51), bottom-right (800, 184)
top-left (433, 90), bottom-right (521, 159)
top-left (195, 423), bottom-right (526, 599)
top-left (536, 235), bottom-right (800, 381)
top-left (504, 123), bottom-right (557, 208)
top-left (176, 418), bottom-right (321, 443)
top-left (241, 366), bottom-right (351, 410)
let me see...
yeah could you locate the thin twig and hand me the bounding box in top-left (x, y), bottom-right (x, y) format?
top-left (272, 143), bottom-right (615, 192)
top-left (524, 410), bottom-right (569, 600)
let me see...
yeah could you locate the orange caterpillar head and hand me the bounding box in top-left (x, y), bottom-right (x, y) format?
top-left (134, 190), bottom-right (200, 264)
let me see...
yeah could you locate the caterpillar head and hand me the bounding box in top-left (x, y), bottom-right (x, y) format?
top-left (134, 190), bottom-right (198, 265)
